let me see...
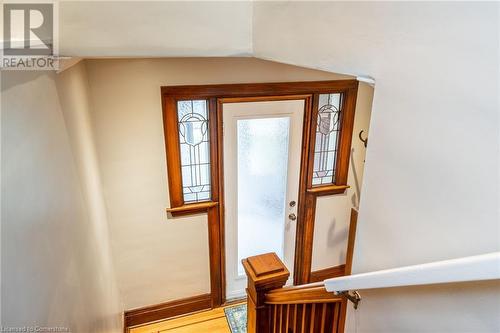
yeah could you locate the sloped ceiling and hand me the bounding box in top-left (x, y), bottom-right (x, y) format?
top-left (59, 1), bottom-right (253, 57)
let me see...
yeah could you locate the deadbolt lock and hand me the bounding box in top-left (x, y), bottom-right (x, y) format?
top-left (289, 201), bottom-right (296, 207)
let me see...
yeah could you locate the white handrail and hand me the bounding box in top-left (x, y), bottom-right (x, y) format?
top-left (325, 252), bottom-right (500, 292)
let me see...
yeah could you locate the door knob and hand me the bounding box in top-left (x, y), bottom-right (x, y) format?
top-left (288, 213), bottom-right (297, 221)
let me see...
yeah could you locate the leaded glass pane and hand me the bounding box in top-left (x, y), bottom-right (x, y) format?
top-left (177, 100), bottom-right (211, 203)
top-left (312, 93), bottom-right (342, 186)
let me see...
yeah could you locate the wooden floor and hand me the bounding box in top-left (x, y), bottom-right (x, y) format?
top-left (129, 303), bottom-right (243, 333)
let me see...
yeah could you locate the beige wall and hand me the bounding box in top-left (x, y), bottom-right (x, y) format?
top-left (253, 2), bottom-right (500, 332)
top-left (83, 57), bottom-right (355, 310)
top-left (312, 82), bottom-right (373, 270)
top-left (1, 71), bottom-right (121, 332)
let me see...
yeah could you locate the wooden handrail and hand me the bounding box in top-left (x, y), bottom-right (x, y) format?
top-left (265, 284), bottom-right (343, 304)
top-left (267, 281), bottom-right (324, 293)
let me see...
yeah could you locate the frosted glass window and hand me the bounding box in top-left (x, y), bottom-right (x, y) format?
top-left (177, 100), bottom-right (211, 203)
top-left (237, 117), bottom-right (290, 275)
top-left (312, 93), bottom-right (342, 186)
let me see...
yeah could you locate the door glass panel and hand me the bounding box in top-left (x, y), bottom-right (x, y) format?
top-left (237, 117), bottom-right (290, 275)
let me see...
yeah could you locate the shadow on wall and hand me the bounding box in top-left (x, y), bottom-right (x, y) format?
top-left (350, 147), bottom-right (362, 209)
top-left (2, 70), bottom-right (122, 333)
top-left (345, 279), bottom-right (500, 332)
top-left (1, 70), bottom-right (47, 91)
top-left (327, 218), bottom-right (349, 262)
top-left (327, 143), bottom-right (367, 263)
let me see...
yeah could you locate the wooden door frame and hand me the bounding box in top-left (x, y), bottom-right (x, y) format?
top-left (217, 94), bottom-right (313, 303)
top-left (161, 80), bottom-right (359, 307)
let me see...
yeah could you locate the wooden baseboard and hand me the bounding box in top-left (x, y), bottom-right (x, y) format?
top-left (124, 293), bottom-right (212, 328)
top-left (309, 264), bottom-right (346, 283)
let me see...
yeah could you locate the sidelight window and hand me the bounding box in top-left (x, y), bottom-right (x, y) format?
top-left (177, 100), bottom-right (211, 203)
top-left (312, 93), bottom-right (342, 186)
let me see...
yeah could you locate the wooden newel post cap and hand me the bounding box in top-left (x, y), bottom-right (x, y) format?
top-left (243, 252), bottom-right (290, 293)
top-left (243, 253), bottom-right (289, 333)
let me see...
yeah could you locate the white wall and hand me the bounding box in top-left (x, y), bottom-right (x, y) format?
top-left (253, 2), bottom-right (500, 332)
top-left (83, 57), bottom-right (352, 310)
top-left (312, 82), bottom-right (373, 270)
top-left (59, 1), bottom-right (252, 57)
top-left (1, 71), bottom-right (121, 332)
top-left (56, 62), bottom-right (123, 329)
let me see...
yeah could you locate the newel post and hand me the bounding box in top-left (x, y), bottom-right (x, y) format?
top-left (242, 253), bottom-right (290, 333)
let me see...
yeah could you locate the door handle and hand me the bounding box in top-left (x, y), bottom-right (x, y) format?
top-left (288, 213), bottom-right (297, 221)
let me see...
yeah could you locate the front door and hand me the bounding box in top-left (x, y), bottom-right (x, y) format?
top-left (223, 99), bottom-right (304, 299)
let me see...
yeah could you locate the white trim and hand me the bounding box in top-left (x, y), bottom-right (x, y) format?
top-left (356, 76), bottom-right (375, 86)
top-left (57, 57), bottom-right (83, 73)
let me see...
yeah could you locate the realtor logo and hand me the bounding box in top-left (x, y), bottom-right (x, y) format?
top-left (2, 2), bottom-right (58, 70)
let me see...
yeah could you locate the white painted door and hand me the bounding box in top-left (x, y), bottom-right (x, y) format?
top-left (223, 99), bottom-right (304, 300)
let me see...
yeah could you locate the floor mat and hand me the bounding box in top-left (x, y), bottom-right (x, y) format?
top-left (224, 304), bottom-right (247, 333)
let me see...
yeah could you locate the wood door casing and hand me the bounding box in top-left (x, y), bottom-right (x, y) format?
top-left (160, 80), bottom-right (359, 308)
top-left (222, 98), bottom-right (305, 298)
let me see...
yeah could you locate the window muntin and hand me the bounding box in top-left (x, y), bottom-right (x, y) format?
top-left (177, 100), bottom-right (211, 203)
top-left (312, 93), bottom-right (342, 186)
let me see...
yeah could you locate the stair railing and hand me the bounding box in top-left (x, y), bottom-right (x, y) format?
top-left (243, 208), bottom-right (359, 333)
top-left (242, 205), bottom-right (500, 333)
top-left (243, 253), bottom-right (347, 333)
top-left (325, 251), bottom-right (500, 293)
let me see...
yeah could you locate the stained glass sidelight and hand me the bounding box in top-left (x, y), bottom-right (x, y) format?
top-left (312, 93), bottom-right (342, 186)
top-left (177, 100), bottom-right (211, 203)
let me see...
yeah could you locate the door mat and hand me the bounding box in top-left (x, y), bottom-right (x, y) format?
top-left (224, 304), bottom-right (247, 333)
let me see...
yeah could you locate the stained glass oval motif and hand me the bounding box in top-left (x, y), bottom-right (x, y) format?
top-left (179, 113), bottom-right (208, 146)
